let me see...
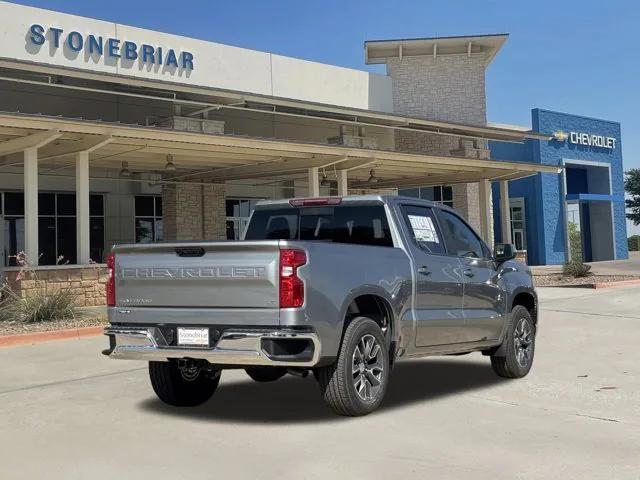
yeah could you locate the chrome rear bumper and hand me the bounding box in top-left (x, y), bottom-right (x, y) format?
top-left (104, 326), bottom-right (321, 367)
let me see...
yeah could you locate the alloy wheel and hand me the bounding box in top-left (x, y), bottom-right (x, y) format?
top-left (352, 334), bottom-right (384, 402)
top-left (513, 317), bottom-right (533, 368)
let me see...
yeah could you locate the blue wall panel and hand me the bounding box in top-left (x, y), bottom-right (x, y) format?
top-left (490, 108), bottom-right (628, 265)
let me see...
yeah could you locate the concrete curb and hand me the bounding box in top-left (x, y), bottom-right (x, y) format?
top-left (593, 279), bottom-right (640, 289)
top-left (0, 326), bottom-right (104, 348)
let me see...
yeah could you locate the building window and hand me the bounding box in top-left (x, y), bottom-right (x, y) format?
top-left (399, 186), bottom-right (453, 207)
top-left (509, 198), bottom-right (527, 251)
top-left (226, 198), bottom-right (262, 240)
top-left (2, 192), bottom-right (25, 267)
top-left (134, 196), bottom-right (163, 243)
top-left (1, 192), bottom-right (105, 266)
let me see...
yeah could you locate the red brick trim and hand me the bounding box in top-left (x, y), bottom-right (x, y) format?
top-left (0, 325), bottom-right (103, 348)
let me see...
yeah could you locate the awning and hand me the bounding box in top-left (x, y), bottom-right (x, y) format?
top-left (0, 112), bottom-right (560, 188)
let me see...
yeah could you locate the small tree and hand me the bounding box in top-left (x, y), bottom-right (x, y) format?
top-left (629, 235), bottom-right (640, 252)
top-left (625, 169), bottom-right (640, 226)
top-left (567, 221), bottom-right (583, 261)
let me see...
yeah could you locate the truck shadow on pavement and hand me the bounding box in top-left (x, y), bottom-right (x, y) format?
top-left (139, 358), bottom-right (504, 424)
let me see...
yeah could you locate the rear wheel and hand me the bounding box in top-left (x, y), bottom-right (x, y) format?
top-left (315, 316), bottom-right (389, 416)
top-left (491, 305), bottom-right (535, 378)
top-left (245, 367), bottom-right (287, 382)
top-left (149, 360), bottom-right (221, 407)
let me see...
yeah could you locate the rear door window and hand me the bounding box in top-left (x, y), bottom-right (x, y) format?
top-left (400, 205), bottom-right (445, 254)
top-left (245, 205), bottom-right (393, 247)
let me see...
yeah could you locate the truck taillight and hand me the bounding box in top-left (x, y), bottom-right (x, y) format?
top-left (279, 249), bottom-right (307, 308)
top-left (106, 252), bottom-right (115, 307)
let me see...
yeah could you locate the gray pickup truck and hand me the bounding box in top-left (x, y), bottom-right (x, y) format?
top-left (103, 195), bottom-right (537, 416)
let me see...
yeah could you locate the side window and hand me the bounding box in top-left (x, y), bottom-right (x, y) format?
top-left (401, 205), bottom-right (445, 254)
top-left (437, 210), bottom-right (486, 258)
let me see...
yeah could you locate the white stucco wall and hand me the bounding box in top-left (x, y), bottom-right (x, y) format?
top-left (0, 1), bottom-right (393, 112)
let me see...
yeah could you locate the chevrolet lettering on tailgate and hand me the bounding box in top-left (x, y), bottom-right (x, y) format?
top-left (121, 266), bottom-right (266, 279)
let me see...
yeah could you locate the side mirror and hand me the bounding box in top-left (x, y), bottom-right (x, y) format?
top-left (494, 243), bottom-right (516, 263)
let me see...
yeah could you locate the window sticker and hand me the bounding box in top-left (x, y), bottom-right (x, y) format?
top-left (408, 215), bottom-right (439, 243)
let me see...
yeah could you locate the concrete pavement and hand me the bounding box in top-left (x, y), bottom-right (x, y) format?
top-left (0, 287), bottom-right (639, 479)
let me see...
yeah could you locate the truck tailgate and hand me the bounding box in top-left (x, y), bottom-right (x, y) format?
top-left (112, 241), bottom-right (280, 309)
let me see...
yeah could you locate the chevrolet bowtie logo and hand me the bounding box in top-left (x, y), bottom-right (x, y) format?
top-left (552, 130), bottom-right (568, 142)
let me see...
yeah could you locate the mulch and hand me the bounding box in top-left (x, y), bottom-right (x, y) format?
top-left (534, 274), bottom-right (640, 288)
top-left (0, 315), bottom-right (107, 336)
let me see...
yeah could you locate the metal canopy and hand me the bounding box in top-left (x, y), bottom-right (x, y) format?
top-left (0, 112), bottom-right (560, 189)
top-left (0, 61), bottom-right (549, 144)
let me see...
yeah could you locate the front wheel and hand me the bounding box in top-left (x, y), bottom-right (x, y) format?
top-left (315, 316), bottom-right (389, 416)
top-left (149, 360), bottom-right (221, 407)
top-left (491, 305), bottom-right (535, 378)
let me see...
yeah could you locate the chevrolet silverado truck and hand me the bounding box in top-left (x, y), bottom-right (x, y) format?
top-left (103, 195), bottom-right (537, 416)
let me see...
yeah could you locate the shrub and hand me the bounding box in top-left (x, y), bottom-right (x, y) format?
top-left (0, 251), bottom-right (81, 323)
top-left (0, 283), bottom-right (80, 323)
top-left (628, 235), bottom-right (640, 252)
top-left (562, 261), bottom-right (592, 278)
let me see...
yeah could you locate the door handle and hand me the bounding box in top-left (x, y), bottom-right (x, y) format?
top-left (417, 266), bottom-right (431, 276)
top-left (463, 268), bottom-right (475, 278)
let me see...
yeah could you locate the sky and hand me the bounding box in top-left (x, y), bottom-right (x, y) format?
top-left (11, 0), bottom-right (640, 234)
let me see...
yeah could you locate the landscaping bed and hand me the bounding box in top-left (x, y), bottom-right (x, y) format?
top-left (0, 315), bottom-right (107, 336)
top-left (534, 274), bottom-right (640, 288)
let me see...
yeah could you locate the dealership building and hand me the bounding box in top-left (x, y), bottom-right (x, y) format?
top-left (0, 1), bottom-right (628, 304)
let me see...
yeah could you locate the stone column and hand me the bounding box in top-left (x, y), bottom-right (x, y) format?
top-left (163, 181), bottom-right (226, 242)
top-left (385, 53), bottom-right (490, 233)
top-left (203, 183), bottom-right (227, 240)
top-left (162, 182), bottom-right (204, 241)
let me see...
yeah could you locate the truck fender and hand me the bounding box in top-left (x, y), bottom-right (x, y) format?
top-left (338, 286), bottom-right (400, 346)
top-left (492, 285), bottom-right (536, 357)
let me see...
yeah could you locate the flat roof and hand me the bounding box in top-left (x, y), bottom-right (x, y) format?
top-left (365, 33), bottom-right (509, 66)
top-left (0, 64), bottom-right (550, 143)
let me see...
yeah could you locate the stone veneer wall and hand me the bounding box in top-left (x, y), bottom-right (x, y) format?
top-left (4, 265), bottom-right (108, 307)
top-left (163, 181), bottom-right (226, 241)
top-left (203, 184), bottom-right (227, 240)
top-left (386, 54), bottom-right (491, 234)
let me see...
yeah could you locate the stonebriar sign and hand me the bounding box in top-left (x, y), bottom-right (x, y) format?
top-left (28, 24), bottom-right (194, 70)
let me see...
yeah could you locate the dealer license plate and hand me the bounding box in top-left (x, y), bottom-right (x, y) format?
top-left (177, 327), bottom-right (209, 346)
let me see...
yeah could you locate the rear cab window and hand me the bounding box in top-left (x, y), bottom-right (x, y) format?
top-left (244, 204), bottom-right (394, 247)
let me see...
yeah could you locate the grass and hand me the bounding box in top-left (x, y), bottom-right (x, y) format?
top-left (0, 284), bottom-right (82, 324)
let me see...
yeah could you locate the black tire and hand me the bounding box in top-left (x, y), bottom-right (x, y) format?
top-left (245, 367), bottom-right (287, 382)
top-left (148, 361), bottom-right (220, 407)
top-left (491, 305), bottom-right (535, 378)
top-left (315, 316), bottom-right (389, 416)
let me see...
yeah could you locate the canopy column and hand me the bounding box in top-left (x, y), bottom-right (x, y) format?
top-left (337, 170), bottom-right (348, 196)
top-left (308, 167), bottom-right (320, 197)
top-left (499, 180), bottom-right (512, 244)
top-left (478, 179), bottom-right (493, 246)
top-left (76, 151), bottom-right (90, 264)
top-left (23, 147), bottom-right (39, 264)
